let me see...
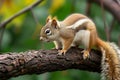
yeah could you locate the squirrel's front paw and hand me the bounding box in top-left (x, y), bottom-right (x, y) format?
top-left (58, 50), bottom-right (67, 55)
top-left (82, 50), bottom-right (90, 59)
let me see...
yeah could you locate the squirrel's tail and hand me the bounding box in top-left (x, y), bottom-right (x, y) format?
top-left (97, 38), bottom-right (120, 80)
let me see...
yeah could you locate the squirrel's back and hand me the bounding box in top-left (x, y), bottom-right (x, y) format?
top-left (62, 13), bottom-right (87, 26)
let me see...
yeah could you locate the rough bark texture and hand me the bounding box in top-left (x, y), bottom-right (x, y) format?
top-left (0, 47), bottom-right (102, 80)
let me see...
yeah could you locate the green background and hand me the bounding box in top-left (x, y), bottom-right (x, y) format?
top-left (0, 0), bottom-right (119, 80)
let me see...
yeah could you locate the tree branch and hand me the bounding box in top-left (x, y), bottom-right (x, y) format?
top-left (89, 0), bottom-right (120, 23)
top-left (0, 0), bottom-right (44, 28)
top-left (0, 47), bottom-right (102, 80)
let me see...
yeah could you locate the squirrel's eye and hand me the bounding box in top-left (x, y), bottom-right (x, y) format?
top-left (45, 29), bottom-right (51, 36)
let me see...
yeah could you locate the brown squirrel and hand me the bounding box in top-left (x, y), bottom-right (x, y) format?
top-left (40, 13), bottom-right (120, 80)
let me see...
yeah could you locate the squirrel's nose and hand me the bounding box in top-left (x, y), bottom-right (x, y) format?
top-left (40, 37), bottom-right (43, 41)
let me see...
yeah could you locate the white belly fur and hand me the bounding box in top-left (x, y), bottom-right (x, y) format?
top-left (71, 30), bottom-right (90, 48)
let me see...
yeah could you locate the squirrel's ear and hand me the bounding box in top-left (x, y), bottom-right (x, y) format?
top-left (51, 17), bottom-right (58, 29)
top-left (53, 16), bottom-right (57, 20)
top-left (46, 15), bottom-right (52, 23)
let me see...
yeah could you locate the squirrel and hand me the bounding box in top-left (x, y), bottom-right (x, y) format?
top-left (40, 13), bottom-right (120, 80)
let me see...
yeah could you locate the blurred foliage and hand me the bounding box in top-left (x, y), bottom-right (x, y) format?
top-left (0, 0), bottom-right (35, 27)
top-left (0, 0), bottom-right (120, 80)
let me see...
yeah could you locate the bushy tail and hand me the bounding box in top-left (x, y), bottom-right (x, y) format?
top-left (97, 38), bottom-right (120, 80)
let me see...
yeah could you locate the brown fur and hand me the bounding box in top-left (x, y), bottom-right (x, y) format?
top-left (62, 13), bottom-right (87, 26)
top-left (97, 38), bottom-right (120, 80)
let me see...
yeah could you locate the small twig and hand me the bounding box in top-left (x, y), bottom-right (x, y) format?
top-left (90, 0), bottom-right (120, 23)
top-left (71, 0), bottom-right (76, 13)
top-left (86, 0), bottom-right (92, 16)
top-left (0, 0), bottom-right (44, 28)
top-left (30, 8), bottom-right (41, 36)
top-left (30, 8), bottom-right (44, 49)
top-left (0, 27), bottom-right (5, 50)
top-left (109, 18), bottom-right (115, 33)
top-left (100, 0), bottom-right (110, 41)
top-left (30, 8), bottom-right (40, 25)
top-left (109, 18), bottom-right (116, 40)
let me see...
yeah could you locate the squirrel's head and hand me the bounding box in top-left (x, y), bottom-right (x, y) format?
top-left (40, 16), bottom-right (60, 42)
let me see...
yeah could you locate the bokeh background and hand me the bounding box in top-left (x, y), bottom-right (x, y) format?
top-left (0, 0), bottom-right (120, 80)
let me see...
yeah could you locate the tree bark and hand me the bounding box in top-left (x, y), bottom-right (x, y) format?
top-left (0, 47), bottom-right (102, 80)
